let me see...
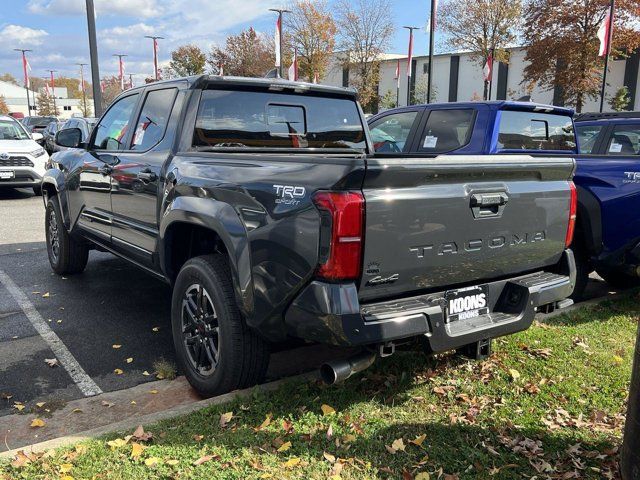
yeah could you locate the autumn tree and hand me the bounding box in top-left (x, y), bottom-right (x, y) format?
top-left (438, 0), bottom-right (522, 99)
top-left (335, 0), bottom-right (395, 112)
top-left (169, 45), bottom-right (206, 77)
top-left (523, 0), bottom-right (640, 112)
top-left (0, 96), bottom-right (9, 114)
top-left (285, 0), bottom-right (337, 82)
top-left (208, 28), bottom-right (274, 77)
top-left (100, 76), bottom-right (123, 109)
top-left (0, 73), bottom-right (18, 85)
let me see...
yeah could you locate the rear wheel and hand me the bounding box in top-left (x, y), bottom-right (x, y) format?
top-left (570, 240), bottom-right (591, 301)
top-left (45, 198), bottom-right (89, 275)
top-left (171, 254), bottom-right (270, 397)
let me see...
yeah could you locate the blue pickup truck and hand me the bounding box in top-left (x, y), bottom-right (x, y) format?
top-left (572, 111), bottom-right (640, 297)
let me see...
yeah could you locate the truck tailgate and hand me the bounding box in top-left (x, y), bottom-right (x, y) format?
top-left (359, 155), bottom-right (575, 302)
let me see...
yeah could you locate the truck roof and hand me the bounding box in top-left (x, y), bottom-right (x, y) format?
top-left (574, 111), bottom-right (640, 122)
top-left (131, 74), bottom-right (358, 98)
top-left (376, 101), bottom-right (574, 117)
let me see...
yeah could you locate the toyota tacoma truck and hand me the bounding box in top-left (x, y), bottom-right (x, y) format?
top-left (43, 77), bottom-right (576, 396)
top-left (571, 111), bottom-right (640, 298)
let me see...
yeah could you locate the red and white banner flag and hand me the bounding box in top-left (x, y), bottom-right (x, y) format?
top-left (598, 7), bottom-right (613, 57)
top-left (100, 80), bottom-right (105, 94)
top-left (219, 64), bottom-right (224, 76)
top-left (395, 59), bottom-right (400, 88)
top-left (153, 38), bottom-right (160, 78)
top-left (483, 53), bottom-right (493, 81)
top-left (50, 71), bottom-right (56, 96)
top-left (313, 71), bottom-right (318, 84)
top-left (119, 57), bottom-right (125, 90)
top-left (44, 81), bottom-right (50, 95)
top-left (22, 53), bottom-right (31, 89)
top-left (274, 16), bottom-right (282, 67)
top-left (288, 49), bottom-right (298, 81)
top-left (407, 32), bottom-right (414, 77)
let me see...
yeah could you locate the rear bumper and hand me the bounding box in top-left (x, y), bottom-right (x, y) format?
top-left (284, 249), bottom-right (575, 350)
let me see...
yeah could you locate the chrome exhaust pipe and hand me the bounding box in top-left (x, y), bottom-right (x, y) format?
top-left (320, 351), bottom-right (376, 385)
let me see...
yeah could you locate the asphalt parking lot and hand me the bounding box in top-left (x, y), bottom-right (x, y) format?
top-left (0, 188), bottom-right (614, 419)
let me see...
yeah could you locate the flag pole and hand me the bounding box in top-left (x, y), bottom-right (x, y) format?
top-left (14, 49), bottom-right (32, 116)
top-left (269, 8), bottom-right (291, 79)
top-left (599, 0), bottom-right (615, 113)
top-left (427, 0), bottom-right (436, 104)
top-left (144, 35), bottom-right (164, 81)
top-left (47, 70), bottom-right (58, 116)
top-left (404, 26), bottom-right (420, 106)
top-left (85, 0), bottom-right (102, 116)
top-left (77, 63), bottom-right (88, 116)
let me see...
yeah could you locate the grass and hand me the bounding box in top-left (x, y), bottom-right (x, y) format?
top-left (1, 293), bottom-right (638, 479)
top-left (152, 358), bottom-right (177, 381)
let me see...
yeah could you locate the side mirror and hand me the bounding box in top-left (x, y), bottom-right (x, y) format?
top-left (32, 132), bottom-right (44, 142)
top-left (55, 128), bottom-right (83, 149)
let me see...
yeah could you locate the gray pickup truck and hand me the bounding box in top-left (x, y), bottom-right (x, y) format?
top-left (43, 76), bottom-right (576, 396)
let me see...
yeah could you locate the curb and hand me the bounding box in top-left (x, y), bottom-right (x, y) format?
top-left (0, 372), bottom-right (315, 459)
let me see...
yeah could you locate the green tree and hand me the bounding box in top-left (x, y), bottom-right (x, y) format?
top-left (169, 45), bottom-right (206, 77)
top-left (609, 86), bottom-right (630, 111)
top-left (0, 96), bottom-right (9, 114)
top-left (523, 0), bottom-right (640, 112)
top-left (37, 92), bottom-right (59, 116)
top-left (208, 28), bottom-right (273, 77)
top-left (379, 89), bottom-right (397, 110)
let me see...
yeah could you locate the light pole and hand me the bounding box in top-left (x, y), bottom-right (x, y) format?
top-left (76, 63), bottom-right (88, 116)
top-left (113, 54), bottom-right (128, 90)
top-left (47, 70), bottom-right (58, 116)
top-left (144, 35), bottom-right (164, 81)
top-left (403, 26), bottom-right (420, 106)
top-left (85, 0), bottom-right (102, 116)
top-left (427, 0), bottom-right (436, 104)
top-left (269, 8), bottom-right (291, 78)
top-left (14, 49), bottom-right (32, 116)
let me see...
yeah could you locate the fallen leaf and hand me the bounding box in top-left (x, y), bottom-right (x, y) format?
top-left (126, 358), bottom-right (133, 364)
top-left (410, 434), bottom-right (427, 447)
top-left (277, 441), bottom-right (292, 452)
top-left (30, 418), bottom-right (45, 428)
top-left (42, 292), bottom-right (50, 298)
top-left (323, 452), bottom-right (336, 463)
top-left (193, 454), bottom-right (216, 466)
top-left (14, 404), bottom-right (25, 412)
top-left (149, 389), bottom-right (158, 394)
top-left (166, 459), bottom-right (179, 466)
top-left (59, 463), bottom-right (73, 473)
top-left (254, 414), bottom-right (272, 431)
top-left (321, 404), bottom-right (336, 416)
top-left (220, 411), bottom-right (233, 428)
top-left (144, 457), bottom-right (162, 467)
top-left (72, 408), bottom-right (82, 413)
top-left (45, 358), bottom-right (59, 368)
top-left (152, 327), bottom-right (159, 332)
top-left (114, 368), bottom-right (124, 375)
top-left (112, 344), bottom-right (122, 349)
top-left (193, 434), bottom-right (204, 441)
top-left (132, 425), bottom-right (153, 442)
top-left (142, 371), bottom-right (150, 376)
top-left (35, 402), bottom-right (45, 408)
top-left (107, 438), bottom-right (127, 449)
top-left (11, 450), bottom-right (34, 468)
top-left (613, 355), bottom-right (624, 364)
top-left (283, 457), bottom-right (301, 468)
top-left (415, 473), bottom-right (431, 480)
top-left (508, 369), bottom-right (521, 381)
top-left (101, 400), bottom-right (115, 408)
top-left (130, 443), bottom-right (145, 459)
top-left (392, 437), bottom-right (406, 452)
top-left (342, 433), bottom-right (356, 443)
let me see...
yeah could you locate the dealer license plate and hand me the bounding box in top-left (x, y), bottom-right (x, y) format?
top-left (445, 285), bottom-right (489, 323)
top-left (0, 170), bottom-right (15, 180)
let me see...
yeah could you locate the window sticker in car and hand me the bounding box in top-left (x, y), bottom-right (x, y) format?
top-left (610, 142), bottom-right (623, 153)
top-left (423, 135), bottom-right (438, 148)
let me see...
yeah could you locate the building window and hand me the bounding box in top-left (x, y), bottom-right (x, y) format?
top-left (63, 106), bottom-right (71, 111)
top-left (423, 62), bottom-right (429, 74)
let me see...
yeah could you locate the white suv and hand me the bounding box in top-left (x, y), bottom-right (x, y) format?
top-left (0, 115), bottom-right (49, 195)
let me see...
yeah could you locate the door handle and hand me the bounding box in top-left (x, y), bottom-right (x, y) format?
top-left (470, 192), bottom-right (509, 218)
top-left (137, 168), bottom-right (157, 183)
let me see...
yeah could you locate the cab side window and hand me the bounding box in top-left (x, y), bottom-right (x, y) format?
top-left (606, 125), bottom-right (640, 155)
top-left (419, 109), bottom-right (474, 153)
top-left (369, 111), bottom-right (418, 153)
top-left (91, 94), bottom-right (139, 151)
top-left (130, 88), bottom-right (177, 151)
top-left (576, 125), bottom-right (603, 154)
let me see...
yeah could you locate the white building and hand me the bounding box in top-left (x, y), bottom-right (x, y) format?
top-left (322, 47), bottom-right (640, 113)
top-left (0, 80), bottom-right (83, 119)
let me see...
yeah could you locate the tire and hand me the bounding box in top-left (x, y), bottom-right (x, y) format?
top-left (171, 254), bottom-right (270, 397)
top-left (596, 266), bottom-right (640, 290)
top-left (33, 185), bottom-right (42, 196)
top-left (570, 241), bottom-right (591, 301)
top-left (45, 197), bottom-right (89, 275)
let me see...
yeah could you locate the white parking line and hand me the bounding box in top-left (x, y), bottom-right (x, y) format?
top-left (0, 269), bottom-right (102, 397)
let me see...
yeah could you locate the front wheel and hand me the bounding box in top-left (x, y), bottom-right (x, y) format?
top-left (45, 198), bottom-right (89, 275)
top-left (171, 254), bottom-right (270, 397)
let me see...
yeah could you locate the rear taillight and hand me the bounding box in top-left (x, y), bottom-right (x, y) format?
top-left (565, 181), bottom-right (577, 247)
top-left (312, 191), bottom-right (364, 281)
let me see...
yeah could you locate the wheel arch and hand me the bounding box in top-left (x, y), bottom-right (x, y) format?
top-left (159, 196), bottom-right (254, 319)
top-left (575, 185), bottom-right (602, 257)
top-left (41, 169), bottom-right (71, 230)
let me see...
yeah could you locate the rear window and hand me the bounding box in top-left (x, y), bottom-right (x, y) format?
top-left (193, 89), bottom-right (366, 151)
top-left (498, 111), bottom-right (575, 151)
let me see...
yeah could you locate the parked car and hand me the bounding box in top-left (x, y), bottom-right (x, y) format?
top-left (0, 114), bottom-right (49, 195)
top-left (43, 78), bottom-right (576, 397)
top-left (43, 121), bottom-right (64, 154)
top-left (22, 116), bottom-right (57, 145)
top-left (570, 111), bottom-right (640, 298)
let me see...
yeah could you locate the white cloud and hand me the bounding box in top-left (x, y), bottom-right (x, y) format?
top-left (27, 0), bottom-right (162, 18)
top-left (0, 24), bottom-right (49, 45)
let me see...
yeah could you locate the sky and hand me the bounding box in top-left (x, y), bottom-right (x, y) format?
top-left (0, 0), bottom-right (440, 87)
